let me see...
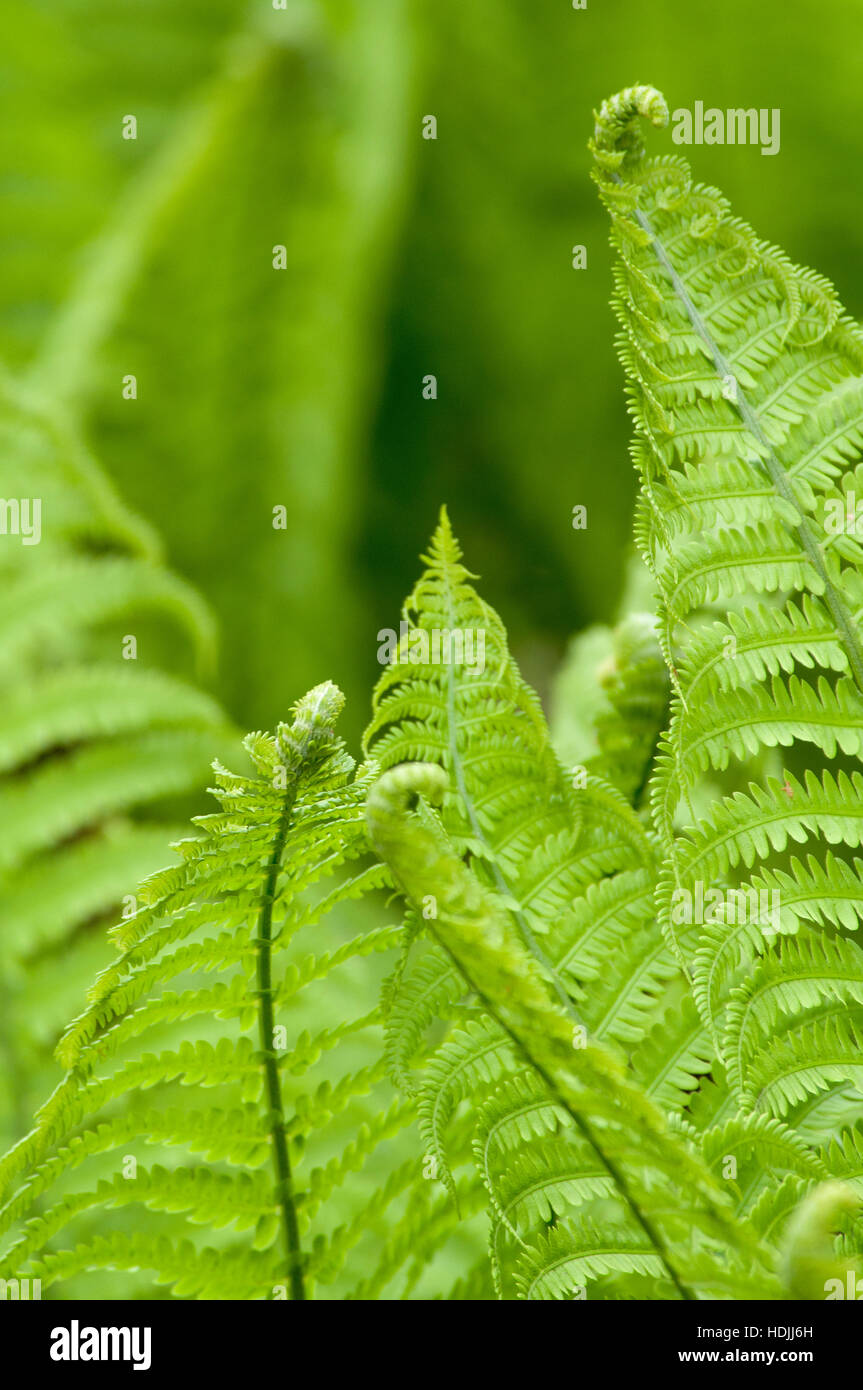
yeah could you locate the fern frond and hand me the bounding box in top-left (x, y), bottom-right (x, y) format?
top-left (0, 684), bottom-right (425, 1300)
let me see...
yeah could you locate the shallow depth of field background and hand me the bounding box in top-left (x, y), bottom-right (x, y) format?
top-left (3, 0), bottom-right (862, 741)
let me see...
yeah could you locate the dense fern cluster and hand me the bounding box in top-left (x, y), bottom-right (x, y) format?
top-left (2, 84), bottom-right (863, 1299)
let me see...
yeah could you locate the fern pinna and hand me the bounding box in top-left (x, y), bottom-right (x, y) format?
top-left (590, 85), bottom-right (863, 1242)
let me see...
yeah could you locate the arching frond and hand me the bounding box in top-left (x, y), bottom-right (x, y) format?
top-left (0, 685), bottom-right (423, 1301)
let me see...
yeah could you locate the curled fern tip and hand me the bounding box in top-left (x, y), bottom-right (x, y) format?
top-left (591, 85), bottom-right (669, 170)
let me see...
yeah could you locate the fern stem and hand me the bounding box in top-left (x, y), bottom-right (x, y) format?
top-left (257, 785), bottom-right (306, 1302)
top-left (620, 178), bottom-right (863, 693)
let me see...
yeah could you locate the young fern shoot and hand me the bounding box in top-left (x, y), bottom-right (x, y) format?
top-left (591, 85), bottom-right (863, 1229)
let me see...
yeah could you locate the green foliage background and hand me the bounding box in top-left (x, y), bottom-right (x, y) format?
top-left (3, 0), bottom-right (863, 1302)
top-left (5, 0), bottom-right (860, 740)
